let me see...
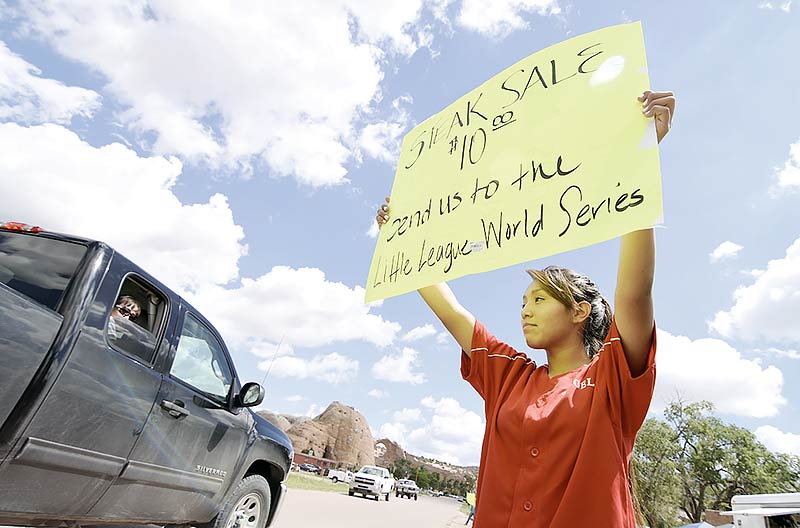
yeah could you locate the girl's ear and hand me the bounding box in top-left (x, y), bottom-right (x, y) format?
top-left (573, 301), bottom-right (591, 324)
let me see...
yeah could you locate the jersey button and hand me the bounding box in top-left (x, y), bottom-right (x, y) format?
top-left (530, 447), bottom-right (539, 457)
top-left (523, 500), bottom-right (533, 511)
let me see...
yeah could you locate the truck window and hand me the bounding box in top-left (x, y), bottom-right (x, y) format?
top-left (0, 232), bottom-right (87, 311)
top-left (106, 276), bottom-right (167, 364)
top-left (769, 514), bottom-right (800, 527)
top-left (171, 313), bottom-right (233, 403)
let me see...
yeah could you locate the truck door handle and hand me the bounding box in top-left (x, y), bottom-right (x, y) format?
top-left (160, 399), bottom-right (190, 418)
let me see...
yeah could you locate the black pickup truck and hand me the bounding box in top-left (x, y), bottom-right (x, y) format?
top-left (0, 221), bottom-right (293, 528)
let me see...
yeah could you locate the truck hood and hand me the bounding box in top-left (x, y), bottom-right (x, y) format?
top-left (251, 411), bottom-right (293, 454)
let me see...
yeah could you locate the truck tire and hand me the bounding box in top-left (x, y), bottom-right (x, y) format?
top-left (385, 491), bottom-right (390, 501)
top-left (348, 489), bottom-right (354, 496)
top-left (414, 494), bottom-right (418, 501)
top-left (395, 491), bottom-right (399, 497)
top-left (204, 474), bottom-right (271, 528)
top-left (332, 477), bottom-right (339, 483)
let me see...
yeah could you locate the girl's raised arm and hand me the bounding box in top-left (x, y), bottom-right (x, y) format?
top-left (614, 90), bottom-right (675, 376)
top-left (376, 198), bottom-right (477, 356)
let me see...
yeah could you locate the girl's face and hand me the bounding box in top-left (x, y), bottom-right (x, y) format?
top-left (521, 280), bottom-right (579, 350)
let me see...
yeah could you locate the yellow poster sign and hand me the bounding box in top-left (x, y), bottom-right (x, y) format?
top-left (366, 22), bottom-right (662, 302)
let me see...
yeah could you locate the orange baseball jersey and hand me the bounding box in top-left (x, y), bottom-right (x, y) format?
top-left (462, 319), bottom-right (657, 528)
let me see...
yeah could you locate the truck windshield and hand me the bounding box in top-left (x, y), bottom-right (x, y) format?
top-left (361, 468), bottom-right (383, 476)
top-left (0, 232), bottom-right (87, 311)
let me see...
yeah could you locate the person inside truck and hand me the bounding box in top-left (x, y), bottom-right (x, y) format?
top-left (107, 295), bottom-right (142, 340)
top-left (374, 90), bottom-right (675, 528)
top-left (112, 295), bottom-right (142, 321)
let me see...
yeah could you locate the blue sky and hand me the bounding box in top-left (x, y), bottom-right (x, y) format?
top-left (1, 0), bottom-right (798, 466)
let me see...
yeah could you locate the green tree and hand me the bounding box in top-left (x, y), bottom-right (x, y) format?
top-left (632, 418), bottom-right (682, 528)
top-left (390, 458), bottom-right (412, 479)
top-left (664, 400), bottom-right (800, 522)
top-left (415, 465), bottom-right (433, 489)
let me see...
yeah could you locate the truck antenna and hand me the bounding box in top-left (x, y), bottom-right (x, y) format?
top-left (260, 334), bottom-right (284, 385)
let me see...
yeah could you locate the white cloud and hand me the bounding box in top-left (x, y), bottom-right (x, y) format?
top-left (775, 138), bottom-right (800, 189)
top-left (402, 324), bottom-right (437, 342)
top-left (378, 422), bottom-right (410, 445)
top-left (755, 425), bottom-right (800, 456)
top-left (248, 340), bottom-right (296, 360)
top-left (457, 0), bottom-right (560, 38)
top-left (754, 347), bottom-right (800, 360)
top-left (305, 403), bottom-right (324, 418)
top-left (262, 352), bottom-right (358, 384)
top-left (743, 268), bottom-right (765, 278)
top-left (366, 220), bottom-right (380, 239)
top-left (758, 1), bottom-right (793, 12)
top-left (379, 396), bottom-right (484, 465)
top-left (359, 121), bottom-right (407, 163)
top-left (372, 347), bottom-right (427, 384)
top-left (343, 0), bottom-right (426, 55)
top-left (710, 237), bottom-right (800, 343)
top-left (0, 41), bottom-right (101, 125)
top-left (12, 1), bottom-right (437, 186)
top-left (286, 395), bottom-right (305, 402)
top-left (357, 95), bottom-right (412, 163)
top-left (0, 122), bottom-right (245, 293)
top-left (652, 329), bottom-right (786, 418)
top-left (190, 266), bottom-right (401, 349)
top-left (709, 241), bottom-right (744, 263)
top-left (436, 331), bottom-right (452, 345)
top-left (392, 408), bottom-right (423, 423)
top-left (368, 389), bottom-right (389, 398)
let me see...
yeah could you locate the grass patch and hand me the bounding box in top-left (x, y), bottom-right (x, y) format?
top-left (286, 471), bottom-right (350, 493)
top-left (458, 502), bottom-right (471, 515)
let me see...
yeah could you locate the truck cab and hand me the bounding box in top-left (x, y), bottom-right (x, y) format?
top-left (721, 492), bottom-right (800, 527)
top-left (0, 222), bottom-right (293, 528)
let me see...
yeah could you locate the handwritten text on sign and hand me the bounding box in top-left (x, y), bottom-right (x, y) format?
top-left (365, 22), bottom-right (662, 302)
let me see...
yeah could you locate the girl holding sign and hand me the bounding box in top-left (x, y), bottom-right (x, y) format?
top-left (375, 90), bottom-right (675, 528)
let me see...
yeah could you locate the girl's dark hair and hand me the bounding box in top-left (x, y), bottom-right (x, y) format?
top-left (526, 265), bottom-right (612, 357)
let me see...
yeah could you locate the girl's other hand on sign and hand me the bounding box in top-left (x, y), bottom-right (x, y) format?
top-left (639, 90), bottom-right (675, 143)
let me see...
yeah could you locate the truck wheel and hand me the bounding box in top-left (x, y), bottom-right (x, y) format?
top-left (385, 492), bottom-right (390, 501)
top-left (348, 489), bottom-right (354, 496)
top-left (204, 474), bottom-right (271, 528)
top-left (395, 491), bottom-right (399, 497)
top-left (332, 477), bottom-right (339, 483)
top-left (414, 494), bottom-right (418, 501)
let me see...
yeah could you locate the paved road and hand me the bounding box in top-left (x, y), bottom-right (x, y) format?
top-left (1, 492), bottom-right (467, 528)
top-left (272, 490), bottom-right (468, 528)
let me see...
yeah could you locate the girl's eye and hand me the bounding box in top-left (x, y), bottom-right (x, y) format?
top-left (535, 297), bottom-right (544, 303)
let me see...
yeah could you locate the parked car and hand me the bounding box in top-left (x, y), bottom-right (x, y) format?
top-left (298, 463), bottom-right (321, 474)
top-left (395, 479), bottom-right (419, 500)
top-left (348, 465), bottom-right (395, 501)
top-left (0, 221), bottom-right (293, 528)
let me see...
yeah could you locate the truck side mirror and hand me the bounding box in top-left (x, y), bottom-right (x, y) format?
top-left (236, 382), bottom-right (265, 408)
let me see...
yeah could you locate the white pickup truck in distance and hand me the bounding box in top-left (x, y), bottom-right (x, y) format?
top-left (395, 479), bottom-right (419, 500)
top-left (327, 468), bottom-right (353, 483)
top-left (348, 465), bottom-right (395, 501)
